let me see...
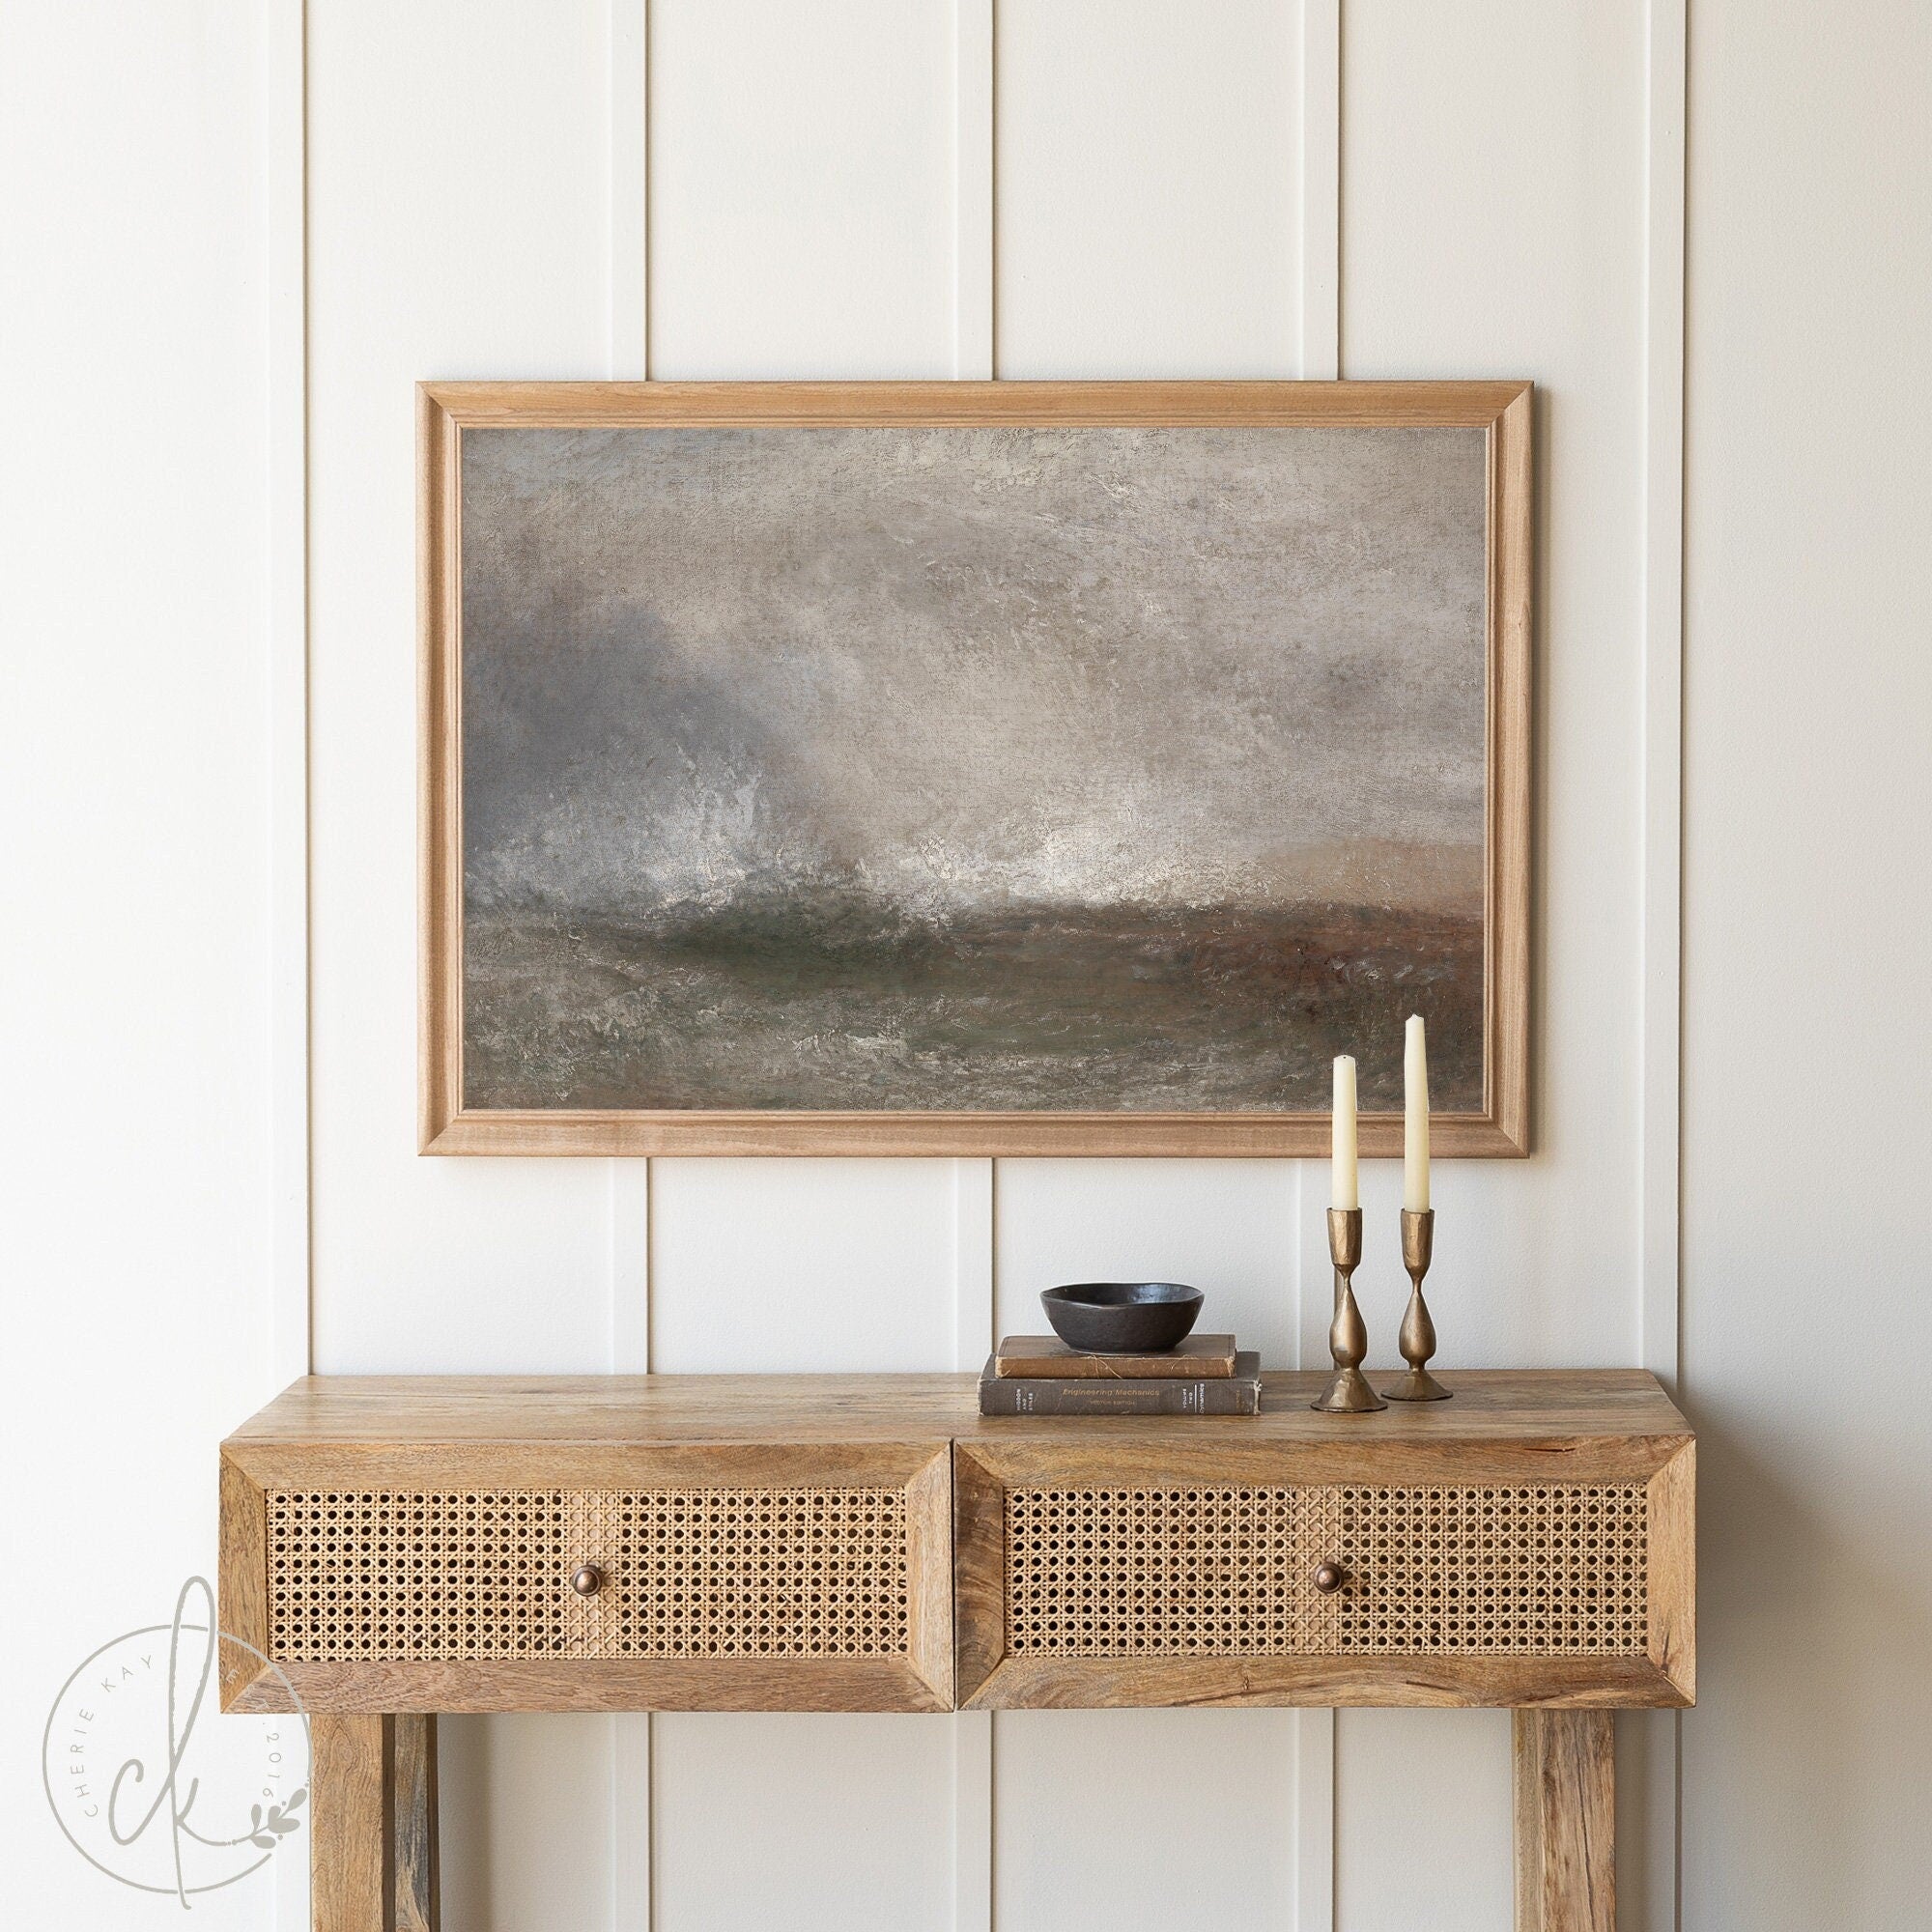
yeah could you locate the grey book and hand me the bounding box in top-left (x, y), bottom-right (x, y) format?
top-left (978, 1351), bottom-right (1263, 1416)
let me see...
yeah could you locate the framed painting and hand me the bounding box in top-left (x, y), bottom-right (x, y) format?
top-left (419, 381), bottom-right (1530, 1156)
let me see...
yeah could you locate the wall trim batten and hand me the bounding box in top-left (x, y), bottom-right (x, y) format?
top-left (1640, 0), bottom-right (1685, 1394)
top-left (611, 12), bottom-right (652, 1928)
top-left (954, 7), bottom-right (997, 1920)
top-left (1296, 6), bottom-right (1342, 1927)
top-left (954, 6), bottom-right (997, 1921)
top-left (269, 11), bottom-right (311, 1932)
top-left (1638, 4), bottom-right (1688, 1929)
top-left (269, 0), bottom-right (312, 1392)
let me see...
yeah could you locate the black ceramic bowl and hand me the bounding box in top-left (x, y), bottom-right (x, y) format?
top-left (1039, 1281), bottom-right (1205, 1354)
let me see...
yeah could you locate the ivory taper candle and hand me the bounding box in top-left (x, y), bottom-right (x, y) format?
top-left (1331, 1055), bottom-right (1359, 1210)
top-left (1404, 1013), bottom-right (1431, 1212)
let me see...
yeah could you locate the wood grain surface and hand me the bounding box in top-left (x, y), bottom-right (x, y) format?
top-left (968, 1655), bottom-right (1682, 1713)
top-left (422, 1109), bottom-right (1534, 1158)
top-left (390, 1714), bottom-right (439, 1932)
top-left (1514, 1708), bottom-right (1615, 1931)
top-left (232, 1657), bottom-right (952, 1717)
top-left (227, 1369), bottom-right (1688, 1448)
top-left (220, 1371), bottom-right (1693, 1717)
top-left (952, 1446), bottom-right (1009, 1706)
top-left (223, 1371), bottom-right (1690, 1495)
top-left (1647, 1439), bottom-right (1697, 1700)
top-left (904, 1447), bottom-right (955, 1707)
top-left (216, 1456), bottom-right (270, 1710)
top-left (422, 378), bottom-right (1530, 429)
top-left (310, 1714), bottom-right (391, 1932)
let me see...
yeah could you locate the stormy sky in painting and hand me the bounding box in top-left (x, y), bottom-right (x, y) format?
top-left (460, 423), bottom-right (1489, 1113)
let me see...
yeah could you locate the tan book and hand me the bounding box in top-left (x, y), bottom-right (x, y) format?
top-left (993, 1333), bottom-right (1239, 1379)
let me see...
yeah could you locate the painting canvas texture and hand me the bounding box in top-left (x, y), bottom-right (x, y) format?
top-left (460, 423), bottom-right (1488, 1115)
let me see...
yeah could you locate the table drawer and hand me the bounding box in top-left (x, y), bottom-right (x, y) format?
top-left (221, 1446), bottom-right (952, 1713)
top-left (957, 1447), bottom-right (1693, 1709)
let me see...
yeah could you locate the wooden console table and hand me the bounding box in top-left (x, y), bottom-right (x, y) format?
top-left (218, 1370), bottom-right (1692, 1932)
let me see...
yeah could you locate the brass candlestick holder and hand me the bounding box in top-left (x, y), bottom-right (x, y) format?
top-left (1311, 1207), bottom-right (1385, 1413)
top-left (1383, 1207), bottom-right (1450, 1402)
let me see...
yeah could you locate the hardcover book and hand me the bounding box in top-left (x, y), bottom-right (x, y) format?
top-left (979, 1351), bottom-right (1262, 1416)
top-left (993, 1334), bottom-right (1238, 1378)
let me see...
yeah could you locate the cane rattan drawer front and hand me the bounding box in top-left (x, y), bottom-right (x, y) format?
top-left (1003, 1482), bottom-right (1647, 1662)
top-left (269, 1486), bottom-right (910, 1664)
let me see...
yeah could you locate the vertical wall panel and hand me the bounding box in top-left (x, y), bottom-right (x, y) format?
top-left (984, 2), bottom-right (1308, 1918)
top-left (1683, 3), bottom-right (1932, 1927)
top-left (650, 1159), bottom-right (956, 1372)
top-left (1334, 1712), bottom-right (1513, 1930)
top-left (439, 1714), bottom-right (615, 1931)
top-left (305, 7), bottom-right (617, 1925)
top-left (1337, 5), bottom-right (1648, 1926)
top-left (647, 0), bottom-right (953, 378)
top-left (995, 0), bottom-right (1300, 377)
top-left (644, 9), bottom-right (960, 1925)
top-left (1, 6), bottom-right (276, 1925)
top-left (307, 1), bottom-right (614, 1373)
top-left (995, 1709), bottom-right (1298, 1932)
top-left (1341, 0), bottom-right (1645, 1366)
top-left (652, 1714), bottom-right (955, 1932)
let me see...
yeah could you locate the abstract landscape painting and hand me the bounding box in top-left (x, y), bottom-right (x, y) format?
top-left (424, 384), bottom-right (1530, 1152)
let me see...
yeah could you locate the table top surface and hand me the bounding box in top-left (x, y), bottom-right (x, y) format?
top-left (228, 1369), bottom-right (1690, 1449)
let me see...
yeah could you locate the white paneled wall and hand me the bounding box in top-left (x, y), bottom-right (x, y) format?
top-left (654, 1712), bottom-right (956, 1932)
top-left (21, 2), bottom-right (1932, 1929)
top-left (994, 0), bottom-right (1303, 377)
top-left (311, 1), bottom-right (1672, 1926)
top-left (12, 2), bottom-right (1776, 1928)
top-left (648, 1), bottom-right (954, 380)
top-left (652, 1160), bottom-right (959, 1373)
top-left (996, 1707), bottom-right (1299, 1929)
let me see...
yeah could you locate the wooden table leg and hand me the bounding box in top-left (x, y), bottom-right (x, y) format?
top-left (392, 1715), bottom-right (440, 1932)
top-left (1513, 1709), bottom-right (1614, 1932)
top-left (309, 1714), bottom-right (440, 1932)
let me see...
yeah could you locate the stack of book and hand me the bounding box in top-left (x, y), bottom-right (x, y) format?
top-left (978, 1333), bottom-right (1262, 1415)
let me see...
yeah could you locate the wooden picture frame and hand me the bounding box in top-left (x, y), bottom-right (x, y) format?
top-left (420, 381), bottom-right (1531, 1157)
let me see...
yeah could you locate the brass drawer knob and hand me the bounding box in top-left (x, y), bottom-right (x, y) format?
top-left (1313, 1561), bottom-right (1345, 1594)
top-left (570, 1564), bottom-right (604, 1598)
